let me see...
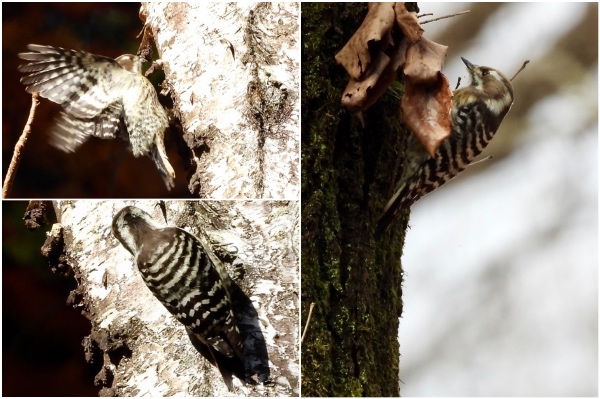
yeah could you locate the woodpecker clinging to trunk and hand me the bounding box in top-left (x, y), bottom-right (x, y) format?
top-left (376, 58), bottom-right (514, 237)
top-left (112, 206), bottom-right (245, 390)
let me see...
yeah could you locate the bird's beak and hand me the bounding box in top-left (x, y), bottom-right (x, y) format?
top-left (461, 57), bottom-right (476, 71)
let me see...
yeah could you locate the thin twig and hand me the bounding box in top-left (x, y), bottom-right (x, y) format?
top-left (417, 13), bottom-right (433, 18)
top-left (468, 155), bottom-right (493, 167)
top-left (301, 302), bottom-right (315, 344)
top-left (511, 60), bottom-right (530, 81)
top-left (421, 10), bottom-right (470, 24)
top-left (454, 76), bottom-right (462, 91)
top-left (3, 92), bottom-right (39, 198)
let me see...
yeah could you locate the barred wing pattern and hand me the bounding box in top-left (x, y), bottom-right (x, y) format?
top-left (18, 44), bottom-right (175, 189)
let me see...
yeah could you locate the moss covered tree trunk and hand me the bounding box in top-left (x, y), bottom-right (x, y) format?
top-left (301, 3), bottom-right (410, 397)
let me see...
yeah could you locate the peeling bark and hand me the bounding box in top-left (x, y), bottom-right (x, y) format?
top-left (142, 3), bottom-right (299, 199)
top-left (55, 200), bottom-right (299, 396)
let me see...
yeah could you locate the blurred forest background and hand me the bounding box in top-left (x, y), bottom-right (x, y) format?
top-left (3, 3), bottom-right (190, 198)
top-left (398, 3), bottom-right (597, 396)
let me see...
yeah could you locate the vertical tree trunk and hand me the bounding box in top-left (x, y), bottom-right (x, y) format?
top-left (142, 3), bottom-right (300, 198)
top-left (301, 3), bottom-right (408, 396)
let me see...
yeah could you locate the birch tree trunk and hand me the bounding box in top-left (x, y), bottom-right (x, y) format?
top-left (301, 3), bottom-right (407, 396)
top-left (54, 200), bottom-right (299, 396)
top-left (142, 3), bottom-right (299, 199)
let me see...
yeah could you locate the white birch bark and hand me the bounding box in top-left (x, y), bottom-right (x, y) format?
top-left (141, 2), bottom-right (300, 199)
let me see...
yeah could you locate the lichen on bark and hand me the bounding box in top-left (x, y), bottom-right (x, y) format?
top-left (301, 3), bottom-right (409, 397)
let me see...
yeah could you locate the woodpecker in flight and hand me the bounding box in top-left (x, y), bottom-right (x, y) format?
top-left (18, 44), bottom-right (175, 190)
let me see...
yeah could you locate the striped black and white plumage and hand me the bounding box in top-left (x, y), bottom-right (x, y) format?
top-left (18, 44), bottom-right (175, 190)
top-left (112, 206), bottom-right (243, 361)
top-left (376, 58), bottom-right (514, 237)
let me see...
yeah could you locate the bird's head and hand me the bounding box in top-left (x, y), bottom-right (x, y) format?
top-left (115, 54), bottom-right (143, 74)
top-left (454, 57), bottom-right (514, 119)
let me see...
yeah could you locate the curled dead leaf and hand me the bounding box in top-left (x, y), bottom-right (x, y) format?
top-left (340, 38), bottom-right (408, 111)
top-left (404, 37), bottom-right (448, 84)
top-left (394, 2), bottom-right (423, 42)
top-left (401, 72), bottom-right (453, 157)
top-left (341, 51), bottom-right (391, 110)
top-left (335, 2), bottom-right (452, 155)
top-left (334, 2), bottom-right (396, 80)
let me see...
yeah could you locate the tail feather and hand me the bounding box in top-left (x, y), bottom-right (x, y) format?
top-left (186, 329), bottom-right (245, 391)
top-left (375, 182), bottom-right (409, 239)
top-left (150, 144), bottom-right (175, 190)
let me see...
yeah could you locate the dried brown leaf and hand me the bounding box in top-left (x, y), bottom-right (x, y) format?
top-left (404, 36), bottom-right (448, 84)
top-left (402, 72), bottom-right (453, 157)
top-left (341, 51), bottom-right (391, 109)
top-left (401, 35), bottom-right (450, 155)
top-left (334, 2), bottom-right (396, 80)
top-left (340, 38), bottom-right (408, 111)
top-left (335, 0), bottom-right (451, 154)
top-left (394, 3), bottom-right (423, 42)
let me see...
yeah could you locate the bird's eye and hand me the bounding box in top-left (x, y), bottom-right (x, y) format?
top-left (482, 70), bottom-right (490, 76)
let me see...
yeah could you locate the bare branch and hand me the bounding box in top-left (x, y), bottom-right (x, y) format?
top-left (454, 76), bottom-right (462, 91)
top-left (420, 10), bottom-right (470, 25)
top-left (3, 92), bottom-right (39, 199)
top-left (511, 60), bottom-right (530, 81)
top-left (468, 155), bottom-right (494, 167)
top-left (301, 302), bottom-right (315, 344)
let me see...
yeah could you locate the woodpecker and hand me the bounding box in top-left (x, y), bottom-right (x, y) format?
top-left (111, 206), bottom-right (244, 363)
top-left (18, 44), bottom-right (175, 190)
top-left (376, 57), bottom-right (514, 237)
